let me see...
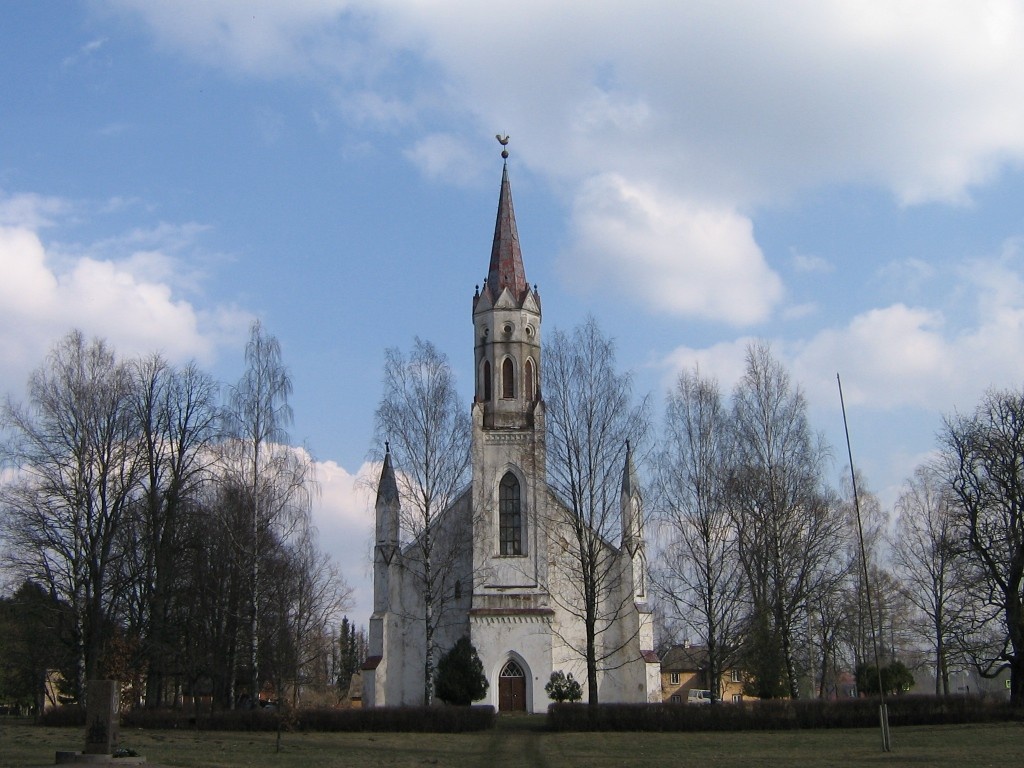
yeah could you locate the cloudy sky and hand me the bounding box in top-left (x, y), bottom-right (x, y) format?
top-left (3, 1), bottom-right (1024, 621)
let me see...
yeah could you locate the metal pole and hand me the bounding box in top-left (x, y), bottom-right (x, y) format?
top-left (837, 374), bottom-right (891, 752)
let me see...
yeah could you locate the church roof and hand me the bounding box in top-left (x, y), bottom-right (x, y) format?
top-left (485, 161), bottom-right (528, 302)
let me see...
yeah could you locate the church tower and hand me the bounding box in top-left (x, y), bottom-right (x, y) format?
top-left (469, 144), bottom-right (550, 612)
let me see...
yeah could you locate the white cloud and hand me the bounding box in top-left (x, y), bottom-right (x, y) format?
top-left (108, 0), bottom-right (363, 77)
top-left (659, 337), bottom-right (756, 396)
top-left (0, 200), bottom-right (250, 398)
top-left (404, 132), bottom-right (485, 186)
top-left (312, 458), bottom-right (377, 621)
top-left (562, 175), bottom-right (782, 325)
top-left (0, 192), bottom-right (71, 229)
top-left (103, 1), bottom-right (1024, 327)
top-left (791, 249), bottom-right (832, 274)
top-left (660, 239), bottom-right (1024, 416)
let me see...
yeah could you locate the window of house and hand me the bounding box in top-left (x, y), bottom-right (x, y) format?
top-left (730, 669), bottom-right (741, 683)
top-left (670, 695), bottom-right (681, 704)
top-left (501, 357), bottom-right (514, 399)
top-left (482, 360), bottom-right (491, 401)
top-left (670, 672), bottom-right (679, 685)
top-left (499, 472), bottom-right (522, 555)
top-left (732, 693), bottom-right (743, 704)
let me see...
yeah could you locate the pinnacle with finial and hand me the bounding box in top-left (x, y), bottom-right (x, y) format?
top-left (496, 133), bottom-right (510, 159)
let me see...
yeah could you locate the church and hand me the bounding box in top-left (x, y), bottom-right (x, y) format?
top-left (362, 147), bottom-right (661, 712)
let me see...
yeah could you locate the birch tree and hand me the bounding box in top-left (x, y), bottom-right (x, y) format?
top-left (890, 466), bottom-right (967, 695)
top-left (727, 342), bottom-right (845, 699)
top-left (219, 321), bottom-right (314, 707)
top-left (654, 366), bottom-right (743, 702)
top-left (544, 318), bottom-right (648, 705)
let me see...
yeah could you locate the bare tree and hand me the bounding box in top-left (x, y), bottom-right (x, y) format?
top-left (889, 465), bottom-right (967, 695)
top-left (726, 342), bottom-right (845, 699)
top-left (281, 527), bottom-right (351, 706)
top-left (544, 318), bottom-right (648, 705)
top-left (1, 331), bottom-right (143, 701)
top-left (219, 320), bottom-right (314, 707)
top-left (373, 338), bottom-right (471, 705)
top-left (127, 356), bottom-right (218, 707)
top-left (653, 366), bottom-right (743, 702)
top-left (941, 387), bottom-right (1024, 704)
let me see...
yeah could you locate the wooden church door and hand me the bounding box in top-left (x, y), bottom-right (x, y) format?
top-left (498, 660), bottom-right (526, 712)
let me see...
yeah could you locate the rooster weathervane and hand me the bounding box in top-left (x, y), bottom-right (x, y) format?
top-left (496, 134), bottom-right (510, 159)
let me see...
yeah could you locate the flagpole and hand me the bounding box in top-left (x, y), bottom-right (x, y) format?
top-left (837, 373), bottom-right (891, 752)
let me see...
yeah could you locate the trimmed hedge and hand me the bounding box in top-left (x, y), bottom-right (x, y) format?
top-left (116, 705), bottom-right (496, 733)
top-left (547, 696), bottom-right (1023, 732)
top-left (37, 706), bottom-right (86, 727)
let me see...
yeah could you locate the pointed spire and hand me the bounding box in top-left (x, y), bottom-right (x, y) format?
top-left (486, 154), bottom-right (528, 302)
top-left (621, 440), bottom-right (639, 499)
top-left (621, 439), bottom-right (644, 558)
top-left (376, 442), bottom-right (400, 508)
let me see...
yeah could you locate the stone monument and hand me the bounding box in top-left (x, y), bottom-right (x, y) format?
top-left (84, 679), bottom-right (119, 755)
top-left (55, 680), bottom-right (145, 765)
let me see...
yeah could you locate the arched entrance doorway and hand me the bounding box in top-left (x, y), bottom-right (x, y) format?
top-left (498, 660), bottom-right (526, 712)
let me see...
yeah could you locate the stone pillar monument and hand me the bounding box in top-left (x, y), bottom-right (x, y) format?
top-left (83, 679), bottom-right (120, 755)
top-left (56, 679), bottom-right (143, 765)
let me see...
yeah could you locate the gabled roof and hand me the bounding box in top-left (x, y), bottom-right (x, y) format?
top-left (660, 645), bottom-right (710, 672)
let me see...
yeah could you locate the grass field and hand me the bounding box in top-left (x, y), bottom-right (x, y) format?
top-left (1, 717), bottom-right (1021, 767)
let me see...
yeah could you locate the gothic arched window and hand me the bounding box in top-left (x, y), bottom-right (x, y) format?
top-left (482, 360), bottom-right (492, 401)
top-left (524, 358), bottom-right (535, 401)
top-left (500, 660), bottom-right (524, 678)
top-left (499, 472), bottom-right (522, 555)
top-left (501, 357), bottom-right (514, 399)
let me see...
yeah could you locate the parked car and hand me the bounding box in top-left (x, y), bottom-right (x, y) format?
top-left (687, 689), bottom-right (712, 705)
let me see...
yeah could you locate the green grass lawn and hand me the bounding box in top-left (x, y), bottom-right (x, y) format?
top-left (1, 718), bottom-right (1021, 767)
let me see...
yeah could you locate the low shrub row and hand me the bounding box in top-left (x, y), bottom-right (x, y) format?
top-left (38, 704), bottom-right (496, 733)
top-left (547, 696), bottom-right (1022, 732)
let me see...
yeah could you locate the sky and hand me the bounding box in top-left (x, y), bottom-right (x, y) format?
top-left (3, 1), bottom-right (1024, 624)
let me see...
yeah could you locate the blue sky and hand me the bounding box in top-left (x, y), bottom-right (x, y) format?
top-left (4, 2), bottom-right (1024, 622)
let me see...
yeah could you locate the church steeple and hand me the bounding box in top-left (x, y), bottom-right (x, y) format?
top-left (472, 141), bottom-right (543, 424)
top-left (486, 162), bottom-right (528, 303)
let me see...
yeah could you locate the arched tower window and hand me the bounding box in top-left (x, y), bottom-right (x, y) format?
top-left (501, 357), bottom-right (515, 399)
top-left (482, 360), bottom-right (492, 401)
top-left (524, 358), bottom-right (535, 401)
top-left (499, 472), bottom-right (522, 555)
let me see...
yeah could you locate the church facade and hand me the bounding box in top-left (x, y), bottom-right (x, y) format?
top-left (362, 155), bottom-right (661, 712)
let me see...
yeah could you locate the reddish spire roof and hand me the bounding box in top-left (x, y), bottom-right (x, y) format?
top-left (486, 162), bottom-right (528, 301)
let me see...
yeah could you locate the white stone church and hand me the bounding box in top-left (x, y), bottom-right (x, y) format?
top-left (362, 152), bottom-right (661, 712)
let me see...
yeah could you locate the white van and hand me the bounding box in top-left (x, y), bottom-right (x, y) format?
top-left (687, 689), bottom-right (712, 705)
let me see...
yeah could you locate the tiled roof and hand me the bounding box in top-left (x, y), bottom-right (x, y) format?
top-left (660, 645), bottom-right (710, 672)
top-left (485, 162), bottom-right (528, 302)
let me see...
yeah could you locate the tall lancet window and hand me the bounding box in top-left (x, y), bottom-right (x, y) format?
top-left (524, 358), bottom-right (535, 401)
top-left (482, 360), bottom-right (492, 401)
top-left (501, 357), bottom-right (515, 399)
top-left (499, 472), bottom-right (522, 555)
